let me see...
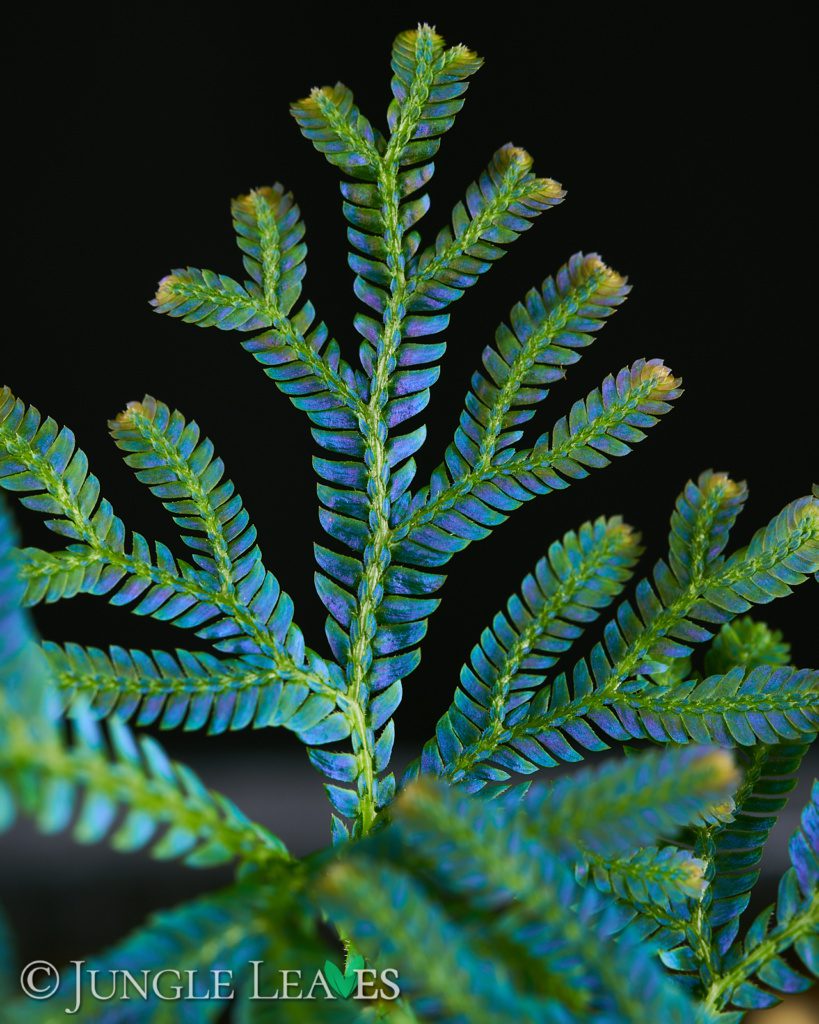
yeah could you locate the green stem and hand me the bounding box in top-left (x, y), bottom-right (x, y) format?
top-left (628, 688), bottom-right (816, 717)
top-left (48, 651), bottom-right (292, 703)
top-left (345, 156), bottom-right (407, 834)
top-left (688, 827), bottom-right (718, 984)
top-left (703, 890), bottom-right (819, 1012)
top-left (339, 47), bottom-right (442, 834)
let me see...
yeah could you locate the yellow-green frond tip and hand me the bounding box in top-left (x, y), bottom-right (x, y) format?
top-left (231, 185), bottom-right (284, 217)
top-left (637, 361), bottom-right (683, 399)
top-left (153, 273), bottom-right (182, 307)
top-left (701, 471), bottom-right (745, 501)
top-left (111, 400), bottom-right (145, 429)
top-left (604, 516), bottom-right (642, 552)
top-left (580, 253), bottom-right (628, 294)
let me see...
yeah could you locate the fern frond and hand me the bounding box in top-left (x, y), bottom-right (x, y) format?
top-left (347, 149), bottom-right (562, 390)
top-left (14, 534), bottom-right (267, 653)
top-left (564, 760), bottom-right (734, 956)
top-left (289, 32), bottom-right (508, 838)
top-left (232, 186), bottom-right (366, 420)
top-left (637, 471), bottom-right (742, 694)
top-left (110, 396), bottom-right (264, 591)
top-left (435, 252), bottom-right (630, 494)
top-left (392, 360), bottom-right (681, 570)
top-left (157, 262), bottom-right (363, 411)
top-left (0, 385), bottom-right (121, 546)
top-left (334, 26), bottom-right (483, 370)
top-left (406, 144), bottom-right (564, 318)
top-left (663, 739), bottom-right (815, 1002)
top-left (0, 485), bottom-right (296, 865)
top-left (702, 780), bottom-right (819, 1013)
top-left (3, 28), bottom-right (816, 1021)
top-left (387, 25), bottom-right (483, 164)
top-left (709, 741), bottom-right (813, 930)
top-left (603, 665), bottom-right (819, 747)
top-left (510, 745), bottom-right (739, 857)
top-left (389, 772), bottom-right (698, 1022)
top-left (704, 615), bottom-right (791, 675)
top-left (669, 471), bottom-right (748, 585)
top-left (663, 499), bottom-right (819, 984)
top-left (151, 266), bottom-right (271, 330)
top-left (288, 34), bottom-right (649, 838)
top-left (291, 83), bottom-right (383, 179)
top-left (341, 26), bottom-right (483, 379)
top-left (0, 387), bottom-right (221, 627)
top-left (232, 184), bottom-right (307, 313)
top-left (318, 858), bottom-right (564, 1024)
top-left (107, 391), bottom-right (301, 668)
top-left (450, 487), bottom-right (819, 781)
top-left (42, 641), bottom-right (343, 737)
top-left (0, 388), bottom-right (346, 721)
top-left (578, 845), bottom-right (707, 957)
top-left (0, 700), bottom-right (289, 868)
top-left (581, 845), bottom-right (708, 918)
top-left (152, 189), bottom-right (363, 423)
top-left (4, 883), bottom-right (274, 1021)
top-left (347, 143), bottom-right (564, 431)
top-left (419, 516), bottom-right (642, 783)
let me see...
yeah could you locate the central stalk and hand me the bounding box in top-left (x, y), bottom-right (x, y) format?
top-left (346, 157), bottom-right (408, 835)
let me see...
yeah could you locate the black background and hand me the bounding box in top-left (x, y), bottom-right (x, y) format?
top-left (2, 3), bottom-right (817, 969)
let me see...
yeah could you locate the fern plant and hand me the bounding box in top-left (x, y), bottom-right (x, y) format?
top-left (1, 24), bottom-right (817, 1023)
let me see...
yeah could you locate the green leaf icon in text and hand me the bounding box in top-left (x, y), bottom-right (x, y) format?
top-left (324, 955), bottom-right (364, 999)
